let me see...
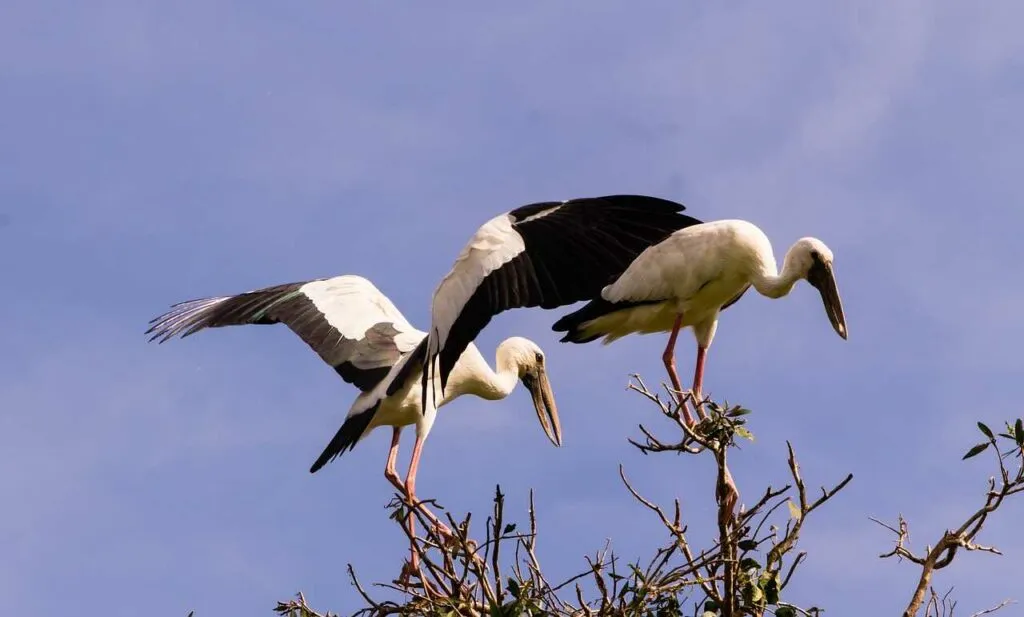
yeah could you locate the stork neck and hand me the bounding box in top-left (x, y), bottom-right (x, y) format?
top-left (750, 256), bottom-right (802, 299)
top-left (446, 345), bottom-right (518, 402)
top-left (479, 363), bottom-right (518, 401)
top-left (481, 349), bottom-right (520, 400)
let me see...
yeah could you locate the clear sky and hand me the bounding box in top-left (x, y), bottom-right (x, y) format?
top-left (3, 2), bottom-right (1023, 615)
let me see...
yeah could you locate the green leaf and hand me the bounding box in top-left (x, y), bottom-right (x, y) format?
top-left (735, 425), bottom-right (755, 442)
top-left (978, 422), bottom-right (994, 439)
top-left (775, 608), bottom-right (797, 617)
top-left (761, 571), bottom-right (780, 604)
top-left (738, 539), bottom-right (759, 551)
top-left (786, 500), bottom-right (802, 520)
top-left (703, 600), bottom-right (720, 611)
top-left (740, 557), bottom-right (762, 571)
top-left (963, 442), bottom-right (989, 460)
top-left (729, 406), bottom-right (753, 416)
top-left (503, 523), bottom-right (517, 534)
top-left (507, 577), bottom-right (520, 598)
top-left (1015, 418), bottom-right (1024, 446)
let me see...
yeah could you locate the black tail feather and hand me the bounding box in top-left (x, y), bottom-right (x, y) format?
top-left (309, 401), bottom-right (379, 473)
top-left (552, 297), bottom-right (659, 344)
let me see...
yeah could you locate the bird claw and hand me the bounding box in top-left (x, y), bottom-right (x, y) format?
top-left (431, 522), bottom-right (454, 539)
top-left (425, 520), bottom-right (463, 551)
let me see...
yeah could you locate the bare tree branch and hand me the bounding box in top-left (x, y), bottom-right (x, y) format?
top-left (274, 377), bottom-right (1019, 617)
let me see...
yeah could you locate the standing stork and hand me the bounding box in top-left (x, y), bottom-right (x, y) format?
top-left (551, 218), bottom-right (848, 427)
top-left (146, 275), bottom-right (562, 528)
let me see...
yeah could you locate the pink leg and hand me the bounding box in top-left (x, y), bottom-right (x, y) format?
top-left (402, 434), bottom-right (454, 571)
top-left (384, 427), bottom-right (404, 492)
top-left (404, 435), bottom-right (424, 571)
top-left (692, 345), bottom-right (708, 420)
top-left (662, 315), bottom-right (696, 426)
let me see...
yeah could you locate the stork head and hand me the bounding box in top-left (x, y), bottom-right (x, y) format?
top-left (786, 238), bottom-right (848, 341)
top-left (498, 337), bottom-right (563, 447)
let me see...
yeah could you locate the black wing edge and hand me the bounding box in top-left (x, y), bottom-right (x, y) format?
top-left (335, 363), bottom-right (392, 392)
top-left (422, 194), bottom-right (704, 409)
top-left (147, 282), bottom-right (402, 393)
top-left (509, 194), bottom-right (689, 221)
top-left (389, 338), bottom-right (427, 398)
top-left (144, 282), bottom-right (305, 343)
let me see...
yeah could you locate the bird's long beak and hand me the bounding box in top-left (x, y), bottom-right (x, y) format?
top-left (808, 262), bottom-right (847, 340)
top-left (523, 366), bottom-right (562, 447)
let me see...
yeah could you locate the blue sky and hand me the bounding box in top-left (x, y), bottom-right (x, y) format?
top-left (3, 1), bottom-right (1023, 614)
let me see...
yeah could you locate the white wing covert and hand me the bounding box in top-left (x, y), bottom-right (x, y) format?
top-left (147, 275), bottom-right (424, 392)
top-left (421, 195), bottom-right (704, 407)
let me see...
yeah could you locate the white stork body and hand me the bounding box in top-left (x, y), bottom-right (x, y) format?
top-left (365, 341), bottom-right (530, 428)
top-left (147, 275), bottom-right (561, 475)
top-left (322, 330), bottom-right (558, 474)
top-left (553, 219), bottom-right (848, 425)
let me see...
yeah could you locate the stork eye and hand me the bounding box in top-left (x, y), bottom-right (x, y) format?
top-left (535, 352), bottom-right (544, 364)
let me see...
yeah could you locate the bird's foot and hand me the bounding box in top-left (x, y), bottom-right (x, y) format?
top-left (676, 399), bottom-right (704, 435)
top-left (408, 502), bottom-right (453, 540)
top-left (398, 555), bottom-right (444, 598)
top-left (430, 520), bottom-right (455, 542)
top-left (685, 390), bottom-right (709, 421)
top-left (419, 515), bottom-right (465, 553)
top-left (669, 389), bottom-right (701, 424)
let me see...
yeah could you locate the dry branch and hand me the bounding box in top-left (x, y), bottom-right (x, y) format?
top-left (272, 378), bottom-right (1022, 616)
top-left (873, 418), bottom-right (1024, 617)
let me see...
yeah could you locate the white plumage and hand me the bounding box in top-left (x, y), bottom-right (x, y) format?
top-left (149, 194), bottom-right (704, 570)
top-left (148, 273), bottom-right (561, 464)
top-left (427, 212), bottom-right (528, 357)
top-left (147, 274), bottom-right (561, 567)
top-left (417, 195), bottom-right (703, 412)
top-left (553, 219), bottom-right (848, 426)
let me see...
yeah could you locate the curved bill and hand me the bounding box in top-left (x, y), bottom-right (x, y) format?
top-left (807, 262), bottom-right (847, 340)
top-left (522, 366), bottom-right (563, 447)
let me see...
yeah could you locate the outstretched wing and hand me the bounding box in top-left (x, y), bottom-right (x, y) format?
top-left (422, 194), bottom-right (703, 405)
top-left (147, 275), bottom-right (425, 392)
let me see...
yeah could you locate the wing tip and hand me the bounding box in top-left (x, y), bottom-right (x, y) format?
top-left (143, 296), bottom-right (233, 345)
